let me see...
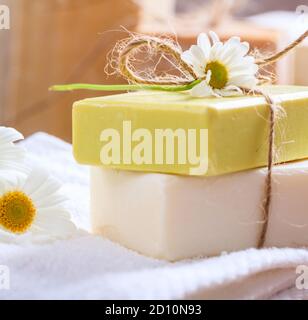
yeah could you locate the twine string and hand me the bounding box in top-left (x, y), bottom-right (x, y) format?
top-left (256, 30), bottom-right (308, 66)
top-left (118, 36), bottom-right (196, 85)
top-left (255, 90), bottom-right (276, 248)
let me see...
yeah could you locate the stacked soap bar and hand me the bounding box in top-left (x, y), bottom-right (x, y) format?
top-left (73, 86), bottom-right (308, 176)
top-left (91, 161), bottom-right (308, 260)
top-left (73, 85), bottom-right (308, 260)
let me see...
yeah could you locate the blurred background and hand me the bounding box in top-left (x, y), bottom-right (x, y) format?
top-left (0, 0), bottom-right (307, 142)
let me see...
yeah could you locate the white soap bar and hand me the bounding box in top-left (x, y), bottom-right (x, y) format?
top-left (91, 161), bottom-right (308, 261)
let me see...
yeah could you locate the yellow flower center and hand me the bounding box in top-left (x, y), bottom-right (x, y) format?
top-left (205, 61), bottom-right (229, 89)
top-left (0, 191), bottom-right (36, 234)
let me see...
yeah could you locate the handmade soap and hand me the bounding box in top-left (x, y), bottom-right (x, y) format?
top-left (74, 86), bottom-right (308, 176)
top-left (91, 161), bottom-right (308, 261)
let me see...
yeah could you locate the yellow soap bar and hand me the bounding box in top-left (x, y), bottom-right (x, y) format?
top-left (73, 85), bottom-right (308, 176)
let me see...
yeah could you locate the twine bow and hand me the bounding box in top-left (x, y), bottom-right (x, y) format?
top-left (51, 30), bottom-right (308, 248)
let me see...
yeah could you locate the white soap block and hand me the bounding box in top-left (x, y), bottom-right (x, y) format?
top-left (91, 161), bottom-right (308, 261)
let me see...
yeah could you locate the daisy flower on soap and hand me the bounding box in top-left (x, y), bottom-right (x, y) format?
top-left (181, 31), bottom-right (258, 97)
top-left (0, 168), bottom-right (77, 242)
top-left (0, 126), bottom-right (26, 174)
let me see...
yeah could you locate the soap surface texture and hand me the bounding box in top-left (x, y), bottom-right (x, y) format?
top-left (91, 160), bottom-right (308, 260)
top-left (74, 86), bottom-right (308, 176)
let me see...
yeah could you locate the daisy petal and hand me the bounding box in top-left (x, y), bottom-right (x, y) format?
top-left (181, 50), bottom-right (195, 65)
top-left (23, 168), bottom-right (50, 195)
top-left (39, 207), bottom-right (71, 218)
top-left (30, 176), bottom-right (61, 203)
top-left (0, 127), bottom-right (24, 144)
top-left (230, 74), bottom-right (258, 88)
top-left (197, 33), bottom-right (211, 58)
top-left (34, 193), bottom-right (68, 208)
top-left (0, 226), bottom-right (16, 242)
top-left (0, 127), bottom-right (26, 172)
top-left (209, 42), bottom-right (224, 61)
top-left (229, 63), bottom-right (258, 75)
top-left (209, 31), bottom-right (221, 44)
top-left (212, 89), bottom-right (224, 98)
top-left (181, 50), bottom-right (205, 77)
top-left (191, 81), bottom-right (214, 97)
top-left (190, 45), bottom-right (206, 64)
top-left (205, 70), bottom-right (212, 84)
top-left (224, 85), bottom-right (243, 93)
top-left (219, 86), bottom-right (243, 96)
top-left (35, 213), bottom-right (77, 238)
top-left (222, 43), bottom-right (251, 66)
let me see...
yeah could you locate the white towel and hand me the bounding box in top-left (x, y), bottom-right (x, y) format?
top-left (0, 132), bottom-right (307, 300)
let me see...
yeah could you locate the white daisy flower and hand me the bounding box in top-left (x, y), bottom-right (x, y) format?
top-left (0, 168), bottom-right (77, 243)
top-left (0, 126), bottom-right (26, 173)
top-left (181, 31), bottom-right (258, 97)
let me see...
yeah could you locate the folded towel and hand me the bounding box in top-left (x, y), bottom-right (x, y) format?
top-left (0, 132), bottom-right (307, 300)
